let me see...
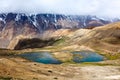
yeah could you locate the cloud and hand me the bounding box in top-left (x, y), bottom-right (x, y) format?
top-left (0, 0), bottom-right (120, 17)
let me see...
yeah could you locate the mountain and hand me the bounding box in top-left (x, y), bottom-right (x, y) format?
top-left (0, 13), bottom-right (119, 32)
top-left (0, 13), bottom-right (120, 48)
top-left (66, 22), bottom-right (120, 53)
top-left (8, 22), bottom-right (120, 54)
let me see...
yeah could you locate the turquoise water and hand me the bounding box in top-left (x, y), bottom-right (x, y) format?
top-left (72, 51), bottom-right (104, 63)
top-left (19, 51), bottom-right (104, 64)
top-left (19, 52), bottom-right (62, 64)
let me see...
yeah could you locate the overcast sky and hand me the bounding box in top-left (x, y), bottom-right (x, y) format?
top-left (0, 0), bottom-right (120, 17)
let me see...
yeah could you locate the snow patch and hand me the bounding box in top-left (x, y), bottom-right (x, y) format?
top-left (0, 17), bottom-right (3, 21)
top-left (15, 14), bottom-right (21, 21)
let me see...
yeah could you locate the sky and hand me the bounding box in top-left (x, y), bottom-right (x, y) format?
top-left (0, 0), bottom-right (120, 17)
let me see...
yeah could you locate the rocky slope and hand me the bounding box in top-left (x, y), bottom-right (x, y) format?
top-left (9, 22), bottom-right (120, 54)
top-left (65, 22), bottom-right (120, 53)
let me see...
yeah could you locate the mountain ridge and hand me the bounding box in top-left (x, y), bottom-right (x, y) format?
top-left (7, 22), bottom-right (120, 54)
top-left (0, 13), bottom-right (120, 48)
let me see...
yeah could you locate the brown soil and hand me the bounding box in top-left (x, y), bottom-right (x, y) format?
top-left (0, 56), bottom-right (120, 80)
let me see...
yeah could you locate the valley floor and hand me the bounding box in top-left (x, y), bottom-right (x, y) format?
top-left (0, 56), bottom-right (120, 80)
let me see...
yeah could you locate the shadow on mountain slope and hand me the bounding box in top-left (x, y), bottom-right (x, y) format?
top-left (14, 38), bottom-right (58, 50)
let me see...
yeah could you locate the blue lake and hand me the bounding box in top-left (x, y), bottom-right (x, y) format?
top-left (19, 52), bottom-right (62, 64)
top-left (72, 51), bottom-right (104, 63)
top-left (19, 51), bottom-right (104, 64)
